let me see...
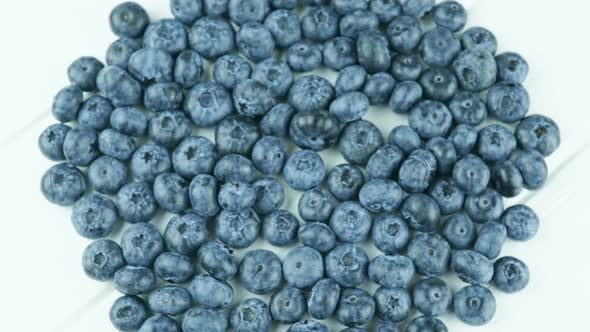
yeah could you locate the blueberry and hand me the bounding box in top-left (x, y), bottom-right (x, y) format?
top-left (138, 315), bottom-right (180, 332)
top-left (496, 52), bottom-right (529, 83)
top-left (288, 75), bottom-right (335, 113)
top-left (251, 137), bottom-right (287, 176)
top-left (323, 37), bottom-right (358, 71)
top-left (144, 19), bottom-right (188, 55)
top-left (287, 41), bottom-right (323, 72)
top-left (332, 0), bottom-right (368, 14)
top-left (51, 85), bottom-right (83, 122)
top-left (153, 172), bottom-right (189, 213)
top-left (339, 120), bottom-right (384, 165)
top-left (374, 287), bottom-right (411, 323)
top-left (197, 241), bottom-right (238, 280)
top-left (448, 91), bottom-right (488, 126)
top-left (110, 295), bottom-right (149, 331)
top-left (128, 48), bottom-right (174, 84)
top-left (453, 285), bottom-right (496, 326)
top-left (283, 246), bottom-right (324, 288)
top-left (413, 277), bottom-right (453, 316)
top-left (289, 110), bottom-right (342, 151)
top-left (426, 137), bottom-right (458, 175)
top-left (401, 193), bottom-right (441, 232)
top-left (366, 145), bottom-right (404, 180)
top-left (164, 213), bottom-right (208, 255)
top-left (403, 0), bottom-right (434, 17)
top-left (491, 160), bottom-right (524, 198)
top-left (38, 123), bottom-right (70, 161)
top-left (461, 27), bottom-right (497, 54)
top-left (271, 287), bottom-right (307, 323)
top-left (449, 124), bottom-right (478, 157)
top-left (252, 59), bottom-right (294, 98)
top-left (261, 103), bottom-right (295, 137)
top-left (515, 114), bottom-right (560, 156)
top-left (452, 154), bottom-right (490, 195)
top-left (428, 178), bottom-right (465, 215)
top-left (68, 56), bottom-right (104, 91)
top-left (154, 252), bottom-right (195, 283)
top-left (216, 209), bottom-right (260, 248)
top-left (406, 316), bottom-right (448, 332)
top-left (148, 286), bottom-right (191, 316)
top-left (270, 0), bottom-right (297, 9)
top-left (263, 209), bottom-right (299, 246)
top-left (72, 194), bottom-right (119, 239)
top-left (357, 29), bottom-right (392, 74)
top-left (330, 201), bottom-right (373, 243)
top-left (218, 181), bottom-right (257, 212)
top-left (252, 177), bottom-right (285, 215)
top-left (501, 204), bottom-right (539, 241)
top-left (106, 38), bottom-right (142, 68)
top-left (336, 65), bottom-right (367, 96)
top-left (88, 156), bottom-right (128, 195)
top-left (98, 129), bottom-right (136, 161)
top-left (420, 67), bottom-right (458, 102)
top-left (433, 1), bottom-right (466, 32)
top-left (121, 223), bottom-right (164, 266)
top-left (451, 250), bottom-right (494, 285)
top-left (114, 266), bottom-right (156, 295)
top-left (204, 0), bottom-right (230, 16)
top-left (170, 0), bottom-right (203, 25)
top-left (325, 243), bottom-right (368, 287)
top-left (182, 308), bottom-right (228, 332)
top-left (189, 174), bottom-right (221, 217)
top-left (493, 256), bottom-right (530, 293)
top-left (239, 249), bottom-right (282, 294)
top-left (307, 278), bottom-right (340, 319)
top-left (420, 27), bottom-right (461, 67)
top-left (130, 144), bottom-right (171, 182)
top-left (264, 9), bottom-right (301, 48)
top-left (452, 49), bottom-right (498, 92)
top-left (214, 154), bottom-right (257, 183)
top-left (298, 222), bottom-right (337, 253)
top-left (189, 17), bottom-right (236, 59)
top-left (409, 100), bottom-right (453, 139)
top-left (512, 149), bottom-right (547, 190)
top-left (115, 181), bottom-right (158, 223)
top-left (335, 288), bottom-right (375, 327)
top-left (144, 82), bottom-right (184, 113)
top-left (185, 83), bottom-right (234, 127)
top-left (288, 320), bottom-right (329, 332)
top-left (474, 222), bottom-right (507, 259)
top-left (233, 79), bottom-right (276, 117)
top-left (465, 188), bottom-right (504, 223)
top-left (389, 81), bottom-right (423, 115)
top-left (398, 149), bottom-right (437, 193)
top-left (441, 213), bottom-right (476, 249)
top-left (82, 239), bottom-right (125, 281)
top-left (237, 23), bottom-right (275, 63)
top-left (330, 92), bottom-right (370, 123)
top-left (386, 16), bottom-right (423, 53)
top-left (174, 50), bottom-right (203, 89)
top-left (189, 275), bottom-right (234, 309)
top-left (77, 95), bottom-right (115, 130)
top-left (327, 164), bottom-right (365, 201)
top-left (229, 298), bottom-right (272, 332)
top-left (63, 126), bottom-right (100, 166)
top-left (301, 6), bottom-right (340, 42)
top-left (340, 329), bottom-right (368, 332)
top-left (487, 82), bottom-right (530, 123)
top-left (388, 125), bottom-right (422, 154)
top-left (229, 0), bottom-right (270, 25)
top-left (390, 53), bottom-right (423, 81)
top-left (298, 187), bottom-right (335, 222)
top-left (283, 150), bottom-right (326, 191)
top-left (371, 215), bottom-right (409, 254)
top-left (407, 233), bottom-right (451, 277)
top-left (368, 255), bottom-right (415, 288)
top-left (109, 2), bottom-right (150, 38)
top-left (364, 73), bottom-right (396, 105)
top-left (41, 163), bottom-right (86, 206)
top-left (110, 107), bottom-right (148, 137)
top-left (359, 179), bottom-right (404, 213)
top-left (375, 319), bottom-right (401, 332)
top-left (339, 10), bottom-right (379, 39)
top-left (369, 0), bottom-right (402, 23)
top-left (172, 136), bottom-right (218, 179)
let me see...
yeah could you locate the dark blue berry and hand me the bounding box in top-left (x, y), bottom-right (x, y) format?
top-left (368, 255), bottom-right (414, 288)
top-left (298, 222), bottom-right (337, 253)
top-left (401, 193), bottom-right (441, 232)
top-left (109, 2), bottom-right (150, 38)
top-left (216, 208), bottom-right (260, 248)
top-left (398, 149), bottom-right (437, 193)
top-left (335, 288), bottom-right (375, 327)
top-left (68, 56), bottom-right (104, 91)
top-left (185, 82), bottom-right (234, 127)
top-left (121, 223), bottom-right (164, 266)
top-left (114, 266), bottom-right (156, 295)
top-left (153, 172), bottom-right (189, 213)
top-left (110, 295), bottom-right (149, 331)
top-left (72, 194), bottom-right (119, 239)
top-left (239, 249), bottom-right (282, 294)
top-left (515, 114), bottom-right (560, 156)
top-left (189, 174), bottom-right (221, 218)
top-left (493, 256), bottom-right (530, 293)
top-left (453, 285), bottom-right (496, 326)
top-left (115, 181), bottom-right (158, 223)
top-left (143, 19), bottom-right (188, 55)
top-left (474, 221), bottom-right (507, 259)
top-left (407, 233), bottom-right (451, 277)
top-left (213, 54), bottom-right (252, 90)
top-left (263, 209), bottom-right (299, 246)
top-left (283, 150), bottom-right (326, 191)
top-left (38, 123), bottom-right (71, 161)
top-left (215, 115), bottom-right (260, 155)
top-left (307, 278), bottom-right (340, 319)
top-left (82, 239), bottom-right (125, 281)
top-left (413, 277), bottom-right (452, 316)
top-left (237, 23), bottom-right (275, 63)
top-left (441, 213), bottom-right (476, 249)
top-left (189, 17), bottom-right (235, 59)
top-left (339, 120), bottom-right (384, 166)
top-left (88, 156), bottom-right (128, 195)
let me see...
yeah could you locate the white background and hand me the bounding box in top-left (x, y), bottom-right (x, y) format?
top-left (0, 0), bottom-right (589, 331)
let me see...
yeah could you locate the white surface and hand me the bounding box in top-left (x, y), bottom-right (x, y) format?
top-left (0, 0), bottom-right (589, 331)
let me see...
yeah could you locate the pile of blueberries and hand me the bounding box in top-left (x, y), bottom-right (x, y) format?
top-left (38, 0), bottom-right (561, 331)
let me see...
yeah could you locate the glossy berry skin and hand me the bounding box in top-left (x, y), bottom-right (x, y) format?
top-left (215, 115), bottom-right (260, 157)
top-left (153, 172), bottom-right (189, 213)
top-left (144, 19), bottom-right (187, 55)
top-left (465, 188), bottom-right (504, 223)
top-left (409, 100), bottom-right (453, 139)
top-left (71, 194), bottom-right (119, 239)
top-left (170, 0), bottom-right (203, 25)
top-left (335, 288), bottom-right (375, 327)
top-left (239, 249), bottom-right (282, 294)
top-left (164, 213), bottom-right (208, 256)
top-left (229, 0), bottom-right (270, 25)
top-left (368, 255), bottom-right (415, 288)
top-left (449, 124), bottom-right (478, 157)
top-left (216, 209), bottom-right (260, 249)
top-left (427, 137), bottom-right (458, 175)
top-left (172, 136), bottom-right (218, 179)
top-left (493, 256), bottom-right (530, 293)
top-left (407, 233), bottom-right (451, 277)
top-left (114, 266), bottom-right (156, 295)
top-left (420, 27), bottom-right (461, 67)
top-left (213, 55), bottom-right (252, 90)
top-left (452, 49), bottom-right (497, 92)
top-left (96, 66), bottom-right (142, 115)
top-left (283, 246), bottom-right (324, 289)
top-left (218, 181), bottom-right (257, 212)
top-left (263, 210), bottom-right (298, 246)
top-left (287, 41), bottom-right (323, 72)
top-left (366, 145), bottom-right (404, 180)
top-left (401, 193), bottom-right (441, 233)
top-left (109, 2), bottom-right (149, 38)
top-left (121, 223), bottom-right (164, 266)
top-left (270, 287), bottom-right (307, 324)
top-left (369, 0), bottom-right (402, 24)
top-left (364, 73), bottom-right (396, 105)
top-left (451, 250), bottom-right (494, 284)
top-left (413, 277), bottom-right (452, 317)
top-left (512, 149), bottom-right (548, 190)
top-left (110, 107), bottom-right (147, 137)
top-left (197, 241), bottom-right (238, 281)
top-left (82, 239), bottom-right (125, 281)
top-left (68, 56), bottom-right (104, 91)
top-left (261, 103), bottom-right (295, 137)
top-left (106, 38), bottom-right (142, 68)
top-left (406, 316), bottom-right (448, 332)
top-left (229, 298), bottom-right (272, 332)
top-left (189, 275), bottom-right (234, 309)
top-left (386, 16), bottom-right (422, 53)
top-left (283, 150), bottom-right (326, 191)
top-left (63, 126), bottom-right (100, 167)
top-left (289, 110), bottom-right (342, 151)
top-left (433, 1), bottom-right (467, 32)
top-left (88, 156), bottom-right (128, 195)
top-left (330, 202), bottom-right (372, 244)
top-left (98, 128), bottom-right (136, 161)
top-left (325, 243), bottom-right (368, 288)
top-left (289, 75), bottom-right (335, 113)
top-left (428, 178), bottom-right (465, 215)
top-left (496, 52), bottom-right (529, 83)
top-left (252, 177), bottom-right (285, 215)
top-left (491, 160), bottom-right (524, 198)
top-left (233, 79), bottom-right (276, 117)
top-left (453, 285), bottom-right (496, 326)
top-left (461, 27), bottom-right (497, 54)
top-left (330, 92), bottom-right (369, 123)
top-left (301, 6), bottom-right (339, 42)
top-left (52, 85), bottom-right (83, 122)
top-left (448, 91), bottom-right (488, 126)
top-left (308, 278), bottom-right (340, 320)
top-left (298, 187), bottom-right (335, 222)
top-left (403, 0), bottom-right (434, 17)
top-left (128, 48), bottom-right (174, 84)
top-left (154, 252), bottom-right (195, 284)
top-left (189, 174), bottom-right (221, 218)
top-left (359, 179), bottom-right (404, 213)
top-left (237, 23), bottom-right (275, 63)
top-left (148, 286), bottom-right (191, 316)
top-left (288, 320), bottom-right (329, 332)
top-left (441, 213), bottom-right (476, 250)
top-left (144, 82), bottom-right (184, 112)
top-left (388, 125), bottom-right (422, 154)
top-left (327, 164), bottom-right (365, 201)
top-left (77, 96), bottom-right (114, 130)
top-left (41, 163), bottom-right (86, 206)
top-left (264, 10), bottom-right (301, 48)
top-left (336, 65), bottom-right (367, 96)
top-left (420, 67), bottom-right (458, 102)
top-left (356, 29), bottom-right (392, 74)
top-left (251, 136), bottom-right (287, 176)
top-left (398, 149), bottom-right (437, 193)
top-left (189, 17), bottom-right (235, 59)
top-left (453, 154), bottom-right (490, 195)
top-left (501, 205), bottom-right (539, 241)
top-left (339, 10), bottom-right (379, 39)
top-left (323, 37), bottom-right (357, 71)
top-left (339, 120), bottom-right (384, 166)
top-left (374, 287), bottom-right (411, 323)
top-left (130, 144), bottom-right (171, 182)
top-left (298, 222), bottom-right (337, 253)
top-left (371, 214), bottom-right (410, 255)
top-left (391, 54), bottom-right (422, 81)
top-left (474, 222), bottom-right (507, 259)
top-left (214, 154), bottom-right (257, 183)
top-left (138, 315), bottom-right (180, 332)
top-left (38, 123), bottom-right (70, 161)
top-left (487, 82), bottom-right (530, 123)
top-left (110, 295), bottom-right (149, 332)
top-left (515, 114), bottom-right (561, 157)
top-left (182, 307), bottom-right (228, 332)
